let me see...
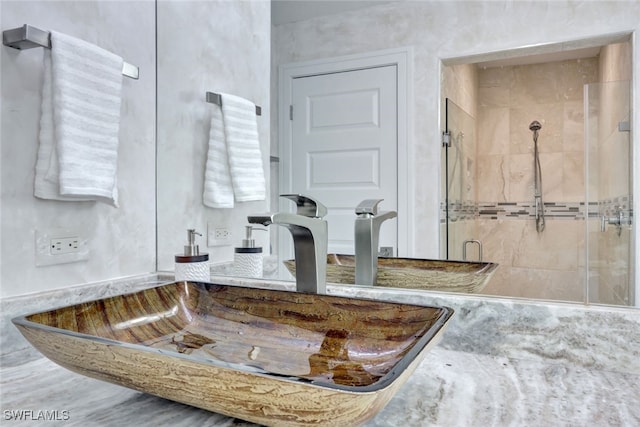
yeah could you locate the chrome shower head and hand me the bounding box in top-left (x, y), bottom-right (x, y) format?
top-left (529, 121), bottom-right (542, 132)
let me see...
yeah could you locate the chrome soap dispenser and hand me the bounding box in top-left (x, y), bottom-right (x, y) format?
top-left (175, 229), bottom-right (210, 282)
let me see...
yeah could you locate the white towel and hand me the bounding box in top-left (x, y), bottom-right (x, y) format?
top-left (34, 31), bottom-right (124, 206)
top-left (203, 102), bottom-right (234, 208)
top-left (203, 93), bottom-right (266, 208)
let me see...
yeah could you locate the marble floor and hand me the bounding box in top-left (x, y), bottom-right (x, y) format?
top-left (2, 346), bottom-right (638, 427)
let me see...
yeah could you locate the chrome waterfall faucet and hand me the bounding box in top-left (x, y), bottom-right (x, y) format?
top-left (354, 199), bottom-right (397, 286)
top-left (248, 194), bottom-right (328, 294)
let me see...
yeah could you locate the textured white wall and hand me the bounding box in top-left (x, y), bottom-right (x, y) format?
top-left (1, 1), bottom-right (156, 297)
top-left (1, 0), bottom-right (272, 297)
top-left (156, 0), bottom-right (271, 271)
top-left (273, 0), bottom-right (640, 260)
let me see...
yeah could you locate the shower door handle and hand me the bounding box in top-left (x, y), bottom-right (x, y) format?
top-left (463, 239), bottom-right (482, 262)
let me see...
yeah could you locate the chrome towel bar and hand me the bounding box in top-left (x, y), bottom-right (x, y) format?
top-left (206, 91), bottom-right (262, 116)
top-left (3, 24), bottom-right (139, 80)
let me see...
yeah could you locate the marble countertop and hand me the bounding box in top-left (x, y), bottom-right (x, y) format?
top-left (2, 346), bottom-right (638, 426)
top-left (2, 273), bottom-right (639, 426)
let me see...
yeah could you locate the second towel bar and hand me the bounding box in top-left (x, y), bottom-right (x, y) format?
top-left (3, 24), bottom-right (139, 80)
top-left (206, 92), bottom-right (262, 116)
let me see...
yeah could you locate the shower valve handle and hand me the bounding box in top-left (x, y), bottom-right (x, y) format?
top-left (601, 206), bottom-right (630, 236)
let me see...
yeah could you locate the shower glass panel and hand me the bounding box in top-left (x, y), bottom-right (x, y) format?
top-left (585, 80), bottom-right (633, 306)
top-left (440, 98), bottom-right (476, 261)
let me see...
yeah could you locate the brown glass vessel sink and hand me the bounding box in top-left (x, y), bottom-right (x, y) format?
top-left (285, 254), bottom-right (498, 293)
top-left (13, 281), bottom-right (453, 426)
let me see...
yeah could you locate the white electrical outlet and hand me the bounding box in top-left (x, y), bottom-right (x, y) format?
top-left (36, 229), bottom-right (89, 266)
top-left (50, 237), bottom-right (80, 254)
top-left (215, 228), bottom-right (230, 240)
top-left (208, 221), bottom-right (232, 247)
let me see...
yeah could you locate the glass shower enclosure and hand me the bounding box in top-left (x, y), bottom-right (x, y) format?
top-left (585, 80), bottom-right (633, 306)
top-left (440, 99), bottom-right (477, 262)
top-left (441, 83), bottom-right (634, 306)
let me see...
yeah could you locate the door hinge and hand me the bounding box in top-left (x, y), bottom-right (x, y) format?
top-left (289, 105), bottom-right (293, 120)
top-left (442, 131), bottom-right (451, 147)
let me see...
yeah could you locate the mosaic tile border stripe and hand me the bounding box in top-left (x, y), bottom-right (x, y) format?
top-left (441, 195), bottom-right (633, 222)
top-left (477, 201), bottom-right (585, 220)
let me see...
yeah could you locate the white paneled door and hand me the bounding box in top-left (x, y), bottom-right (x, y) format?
top-left (290, 65), bottom-right (398, 254)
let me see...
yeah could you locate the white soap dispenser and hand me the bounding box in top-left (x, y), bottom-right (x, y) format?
top-left (175, 229), bottom-right (210, 282)
top-left (233, 226), bottom-right (264, 278)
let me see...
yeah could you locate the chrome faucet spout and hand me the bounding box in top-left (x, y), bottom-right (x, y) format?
top-left (354, 199), bottom-right (397, 286)
top-left (247, 214), bottom-right (274, 227)
top-left (248, 195), bottom-right (328, 294)
top-left (373, 210), bottom-right (397, 224)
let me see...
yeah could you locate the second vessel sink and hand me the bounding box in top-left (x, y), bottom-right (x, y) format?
top-left (13, 281), bottom-right (453, 426)
top-left (284, 254), bottom-right (498, 293)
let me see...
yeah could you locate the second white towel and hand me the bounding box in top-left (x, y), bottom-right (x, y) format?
top-left (203, 102), bottom-right (234, 208)
top-left (34, 31), bottom-right (124, 206)
top-left (204, 93), bottom-right (266, 208)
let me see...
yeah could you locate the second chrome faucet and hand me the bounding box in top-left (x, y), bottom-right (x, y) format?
top-left (354, 199), bottom-right (397, 286)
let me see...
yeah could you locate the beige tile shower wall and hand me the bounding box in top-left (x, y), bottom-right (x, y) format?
top-left (476, 59), bottom-right (597, 302)
top-left (479, 219), bottom-right (584, 302)
top-left (594, 227), bottom-right (632, 305)
top-left (442, 64), bottom-right (478, 119)
top-left (600, 42), bottom-right (632, 83)
top-left (598, 42), bottom-right (632, 200)
top-left (0, 1), bottom-right (156, 298)
top-left (477, 58), bottom-right (597, 203)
